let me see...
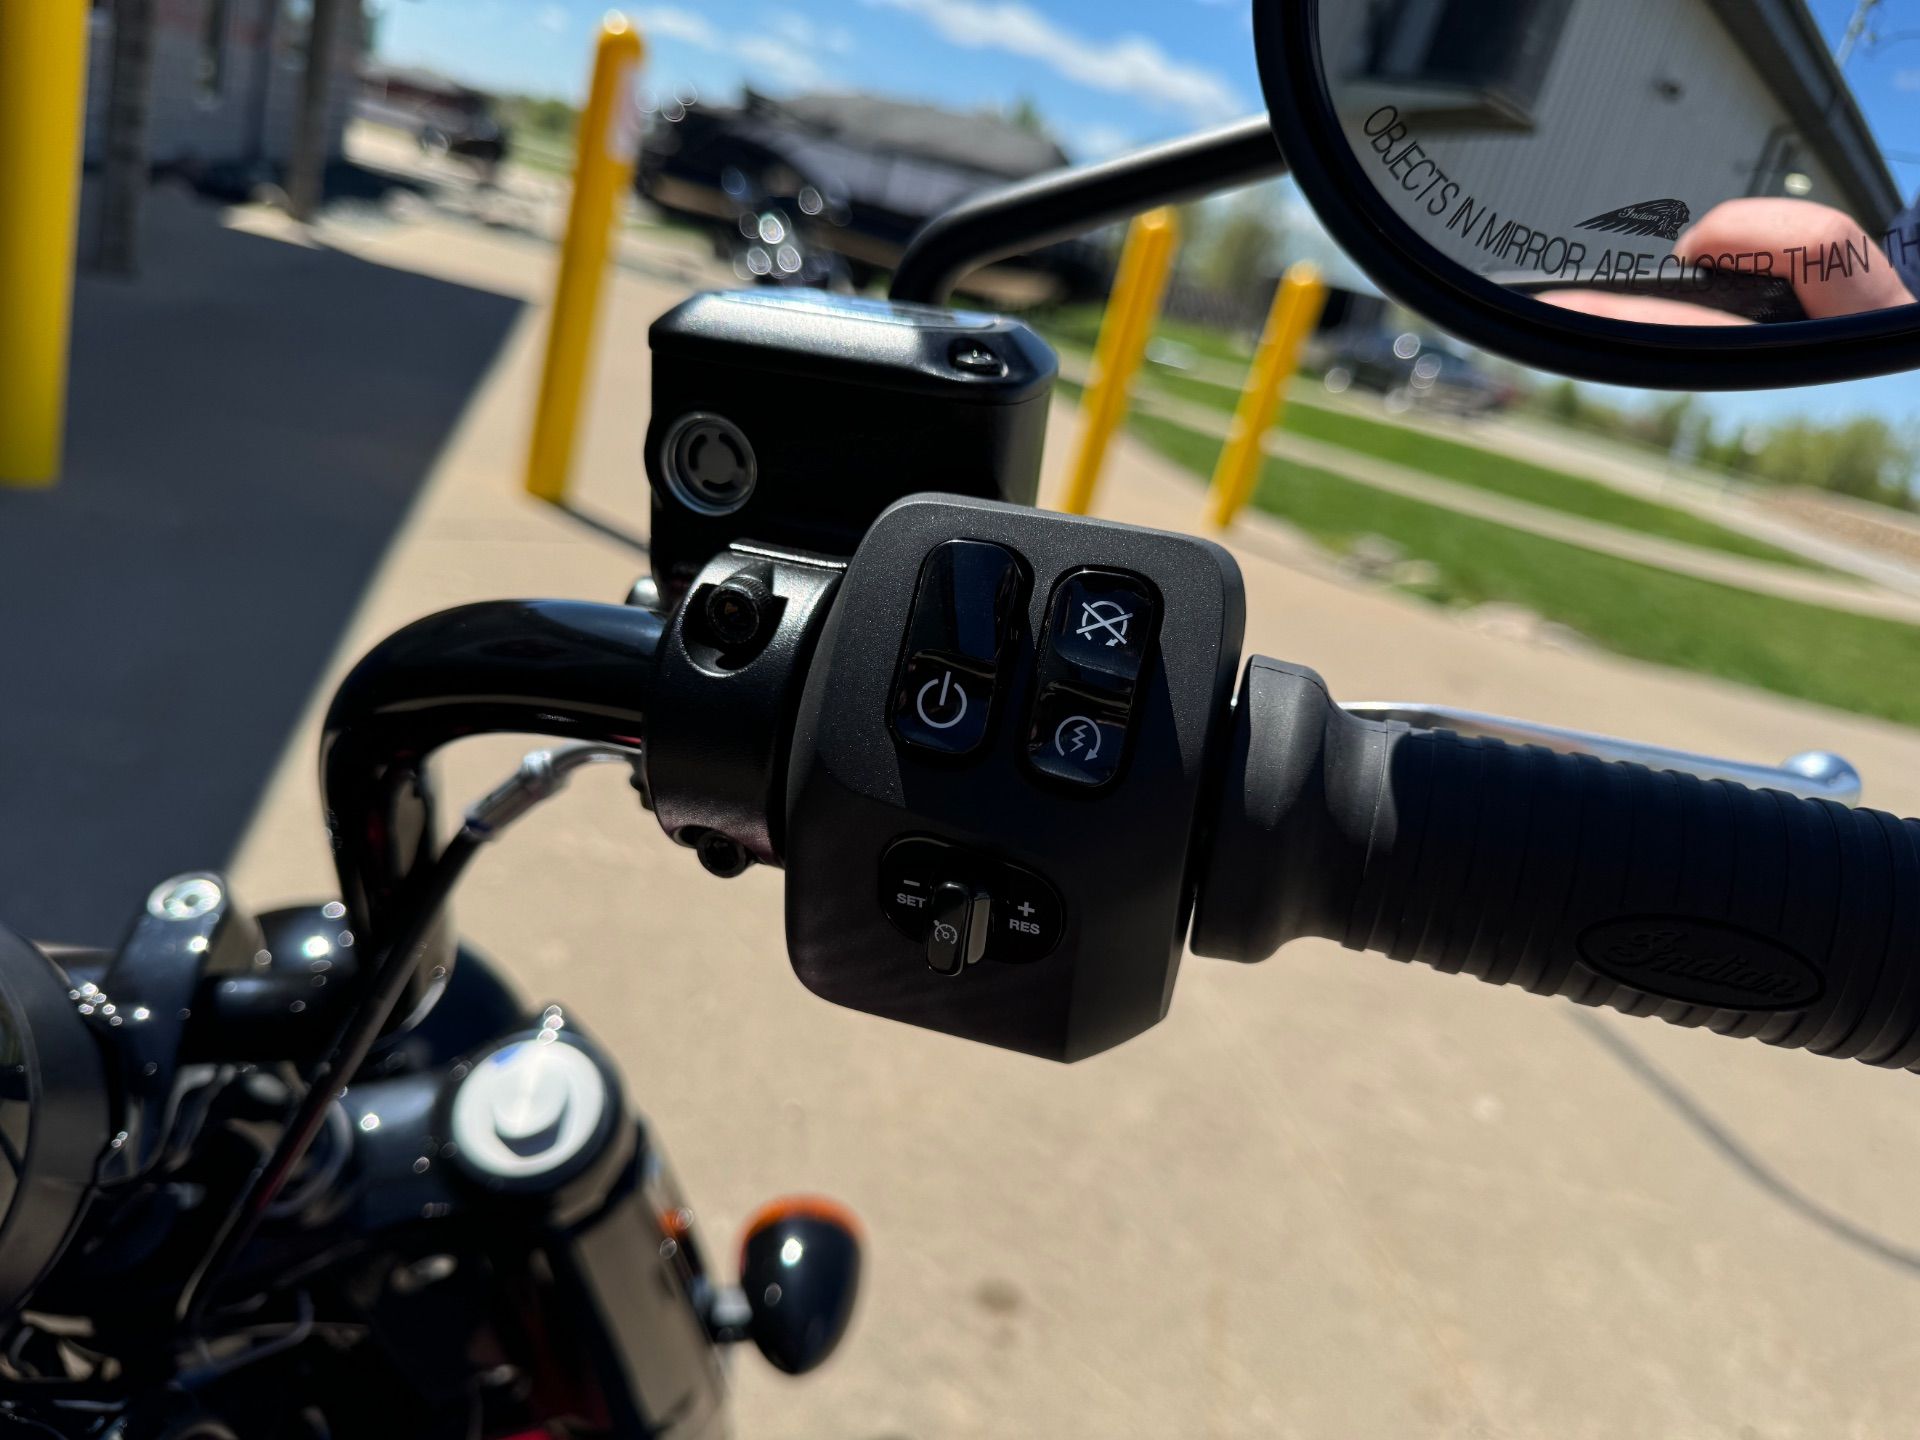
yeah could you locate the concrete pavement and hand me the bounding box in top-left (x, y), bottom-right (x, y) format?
top-left (157, 201), bottom-right (1920, 1439)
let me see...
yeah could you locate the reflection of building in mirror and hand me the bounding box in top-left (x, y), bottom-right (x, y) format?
top-left (1319, 0), bottom-right (1912, 321)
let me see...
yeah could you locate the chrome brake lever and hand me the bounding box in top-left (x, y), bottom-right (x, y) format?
top-left (1341, 702), bottom-right (1862, 808)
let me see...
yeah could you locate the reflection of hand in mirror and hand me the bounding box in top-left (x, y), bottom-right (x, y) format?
top-left (1545, 198), bottom-right (1918, 326)
top-left (1542, 290), bottom-right (1754, 327)
top-left (1678, 200), bottom-right (1919, 318)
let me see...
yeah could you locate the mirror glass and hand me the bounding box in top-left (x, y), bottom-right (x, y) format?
top-left (1314, 0), bottom-right (1918, 326)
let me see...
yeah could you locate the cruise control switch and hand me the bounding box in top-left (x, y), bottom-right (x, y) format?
top-left (926, 884), bottom-right (990, 976)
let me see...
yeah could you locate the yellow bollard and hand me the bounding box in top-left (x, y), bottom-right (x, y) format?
top-left (0, 0), bottom-right (91, 488)
top-left (1060, 208), bottom-right (1179, 516)
top-left (1207, 261), bottom-right (1328, 530)
top-left (525, 13), bottom-right (645, 504)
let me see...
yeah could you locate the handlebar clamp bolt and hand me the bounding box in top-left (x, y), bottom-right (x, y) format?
top-left (694, 830), bottom-right (755, 879)
top-left (703, 565), bottom-right (776, 654)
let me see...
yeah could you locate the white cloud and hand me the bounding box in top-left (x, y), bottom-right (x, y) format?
top-left (1896, 68), bottom-right (1920, 92)
top-left (638, 5), bottom-right (838, 91)
top-left (863, 0), bottom-right (1243, 123)
top-left (536, 4), bottom-right (567, 34)
top-left (769, 10), bottom-right (857, 56)
top-left (736, 34), bottom-right (834, 89)
top-left (640, 6), bottom-right (721, 48)
top-left (1069, 123), bottom-right (1138, 161)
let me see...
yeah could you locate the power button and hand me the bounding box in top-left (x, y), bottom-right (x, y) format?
top-left (916, 669), bottom-right (969, 729)
top-left (890, 541), bottom-right (1027, 759)
top-left (894, 654), bottom-right (990, 752)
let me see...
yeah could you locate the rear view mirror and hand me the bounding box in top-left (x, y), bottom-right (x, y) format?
top-left (1255, 0), bottom-right (1920, 388)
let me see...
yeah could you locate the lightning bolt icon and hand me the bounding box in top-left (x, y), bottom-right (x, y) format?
top-left (1053, 715), bottom-right (1104, 763)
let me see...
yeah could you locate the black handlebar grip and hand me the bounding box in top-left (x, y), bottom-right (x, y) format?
top-left (1191, 659), bottom-right (1920, 1071)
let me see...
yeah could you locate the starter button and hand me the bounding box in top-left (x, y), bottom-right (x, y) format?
top-left (1027, 689), bottom-right (1129, 789)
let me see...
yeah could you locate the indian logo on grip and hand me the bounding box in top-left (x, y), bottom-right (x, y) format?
top-left (1577, 918), bottom-right (1823, 1010)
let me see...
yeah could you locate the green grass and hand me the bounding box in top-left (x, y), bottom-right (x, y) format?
top-left (512, 150), bottom-right (571, 177)
top-left (1124, 410), bottom-right (1920, 728)
top-left (1035, 306), bottom-right (1253, 366)
top-left (508, 136), bottom-right (576, 176)
top-left (1141, 370), bottom-right (1829, 574)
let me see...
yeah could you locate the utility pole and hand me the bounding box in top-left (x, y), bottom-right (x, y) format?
top-left (93, 0), bottom-right (157, 276)
top-left (287, 0), bottom-right (351, 222)
top-left (1836, 0), bottom-right (1881, 69)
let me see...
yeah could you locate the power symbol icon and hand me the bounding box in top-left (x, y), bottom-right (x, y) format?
top-left (916, 671), bottom-right (970, 730)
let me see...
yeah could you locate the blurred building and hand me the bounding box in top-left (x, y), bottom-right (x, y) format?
top-left (83, 0), bottom-right (364, 177)
top-left (639, 90), bottom-right (1104, 304)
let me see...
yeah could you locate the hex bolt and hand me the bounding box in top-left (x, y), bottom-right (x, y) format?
top-left (695, 831), bottom-right (755, 879)
top-left (948, 338), bottom-right (1008, 377)
top-left (150, 875), bottom-right (223, 920)
top-left (703, 565), bottom-right (776, 653)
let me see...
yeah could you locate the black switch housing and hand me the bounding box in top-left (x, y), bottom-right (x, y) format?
top-left (785, 497), bottom-right (1245, 1061)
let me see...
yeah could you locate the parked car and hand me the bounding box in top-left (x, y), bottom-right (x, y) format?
top-left (358, 64), bottom-right (509, 167)
top-left (639, 90), bottom-right (1105, 304)
top-left (1320, 330), bottom-right (1517, 416)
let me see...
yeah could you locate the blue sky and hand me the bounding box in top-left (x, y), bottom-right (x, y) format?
top-left (1705, 0), bottom-right (1918, 427)
top-left (371, 0), bottom-right (1918, 428)
top-left (371, 0), bottom-right (1265, 160)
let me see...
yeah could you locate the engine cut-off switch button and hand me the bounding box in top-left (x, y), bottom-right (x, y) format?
top-left (926, 883), bottom-right (990, 977)
top-left (890, 541), bottom-right (1027, 759)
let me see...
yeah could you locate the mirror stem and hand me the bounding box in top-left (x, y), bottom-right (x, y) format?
top-left (890, 116), bottom-right (1288, 306)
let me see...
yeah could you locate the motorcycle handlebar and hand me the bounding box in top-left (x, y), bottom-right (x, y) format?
top-left (312, 594), bottom-right (1920, 1074)
top-left (1194, 659), bottom-right (1920, 1072)
top-left (319, 600), bottom-right (665, 974)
